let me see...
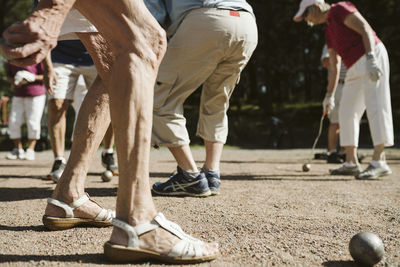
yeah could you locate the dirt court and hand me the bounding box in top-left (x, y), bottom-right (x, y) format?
top-left (0, 147), bottom-right (399, 266)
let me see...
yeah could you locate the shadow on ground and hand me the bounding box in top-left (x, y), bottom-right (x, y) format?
top-left (0, 254), bottom-right (105, 264)
top-left (322, 260), bottom-right (358, 267)
top-left (0, 187), bottom-right (117, 202)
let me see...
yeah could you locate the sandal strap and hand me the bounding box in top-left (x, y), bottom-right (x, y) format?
top-left (168, 239), bottom-right (204, 258)
top-left (112, 218), bottom-right (159, 248)
top-left (47, 193), bottom-right (90, 218)
top-left (112, 212), bottom-right (205, 258)
top-left (153, 213), bottom-right (200, 243)
top-left (95, 209), bottom-right (115, 222)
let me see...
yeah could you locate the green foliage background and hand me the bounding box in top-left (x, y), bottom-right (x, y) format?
top-left (0, 0), bottom-right (399, 149)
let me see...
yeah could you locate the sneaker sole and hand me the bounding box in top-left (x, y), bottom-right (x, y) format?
top-left (210, 189), bottom-right (220, 196)
top-left (151, 189), bottom-right (211, 198)
top-left (355, 170), bottom-right (392, 180)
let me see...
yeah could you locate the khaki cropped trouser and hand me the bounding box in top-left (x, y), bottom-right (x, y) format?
top-left (152, 8), bottom-right (258, 146)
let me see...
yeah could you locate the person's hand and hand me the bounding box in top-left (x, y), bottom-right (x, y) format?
top-left (44, 67), bottom-right (57, 95)
top-left (322, 93), bottom-right (335, 115)
top-left (14, 70), bottom-right (36, 86)
top-left (366, 55), bottom-right (382, 82)
top-left (0, 8), bottom-right (64, 67)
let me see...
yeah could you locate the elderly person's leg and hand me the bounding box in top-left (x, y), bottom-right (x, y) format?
top-left (330, 76), bottom-right (364, 176)
top-left (356, 43), bottom-right (393, 180)
top-left (44, 76), bottom-right (113, 223)
top-left (75, 1), bottom-right (217, 261)
top-left (44, 31), bottom-right (116, 225)
top-left (48, 99), bottom-right (71, 159)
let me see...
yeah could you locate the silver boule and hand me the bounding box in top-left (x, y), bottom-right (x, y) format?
top-left (349, 232), bottom-right (384, 266)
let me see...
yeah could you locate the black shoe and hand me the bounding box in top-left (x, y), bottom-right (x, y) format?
top-left (102, 152), bottom-right (119, 174)
top-left (152, 166), bottom-right (211, 197)
top-left (46, 159), bottom-right (66, 182)
top-left (314, 152), bottom-right (328, 160)
top-left (327, 152), bottom-right (344, 164)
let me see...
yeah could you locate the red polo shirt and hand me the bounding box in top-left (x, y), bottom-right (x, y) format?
top-left (325, 1), bottom-right (381, 68)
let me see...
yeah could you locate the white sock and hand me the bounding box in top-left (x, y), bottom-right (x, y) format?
top-left (370, 160), bottom-right (383, 168)
top-left (344, 162), bottom-right (356, 167)
top-left (202, 165), bottom-right (220, 174)
top-left (103, 148), bottom-right (114, 155)
top-left (55, 156), bottom-right (66, 163)
top-left (182, 169), bottom-right (200, 180)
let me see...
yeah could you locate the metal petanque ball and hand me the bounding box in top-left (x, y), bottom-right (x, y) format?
top-left (101, 170), bottom-right (113, 182)
top-left (302, 163), bottom-right (311, 172)
top-left (349, 232), bottom-right (384, 266)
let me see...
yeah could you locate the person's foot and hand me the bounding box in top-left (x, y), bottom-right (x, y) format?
top-left (44, 193), bottom-right (107, 220)
top-left (355, 163), bottom-right (392, 180)
top-left (102, 151), bottom-right (119, 174)
top-left (329, 163), bottom-right (361, 176)
top-left (107, 213), bottom-right (219, 263)
top-left (202, 167), bottom-right (220, 195)
top-left (327, 152), bottom-right (344, 164)
top-left (25, 148), bottom-right (35, 161)
top-left (152, 166), bottom-right (211, 197)
top-left (6, 148), bottom-right (25, 160)
top-left (47, 159), bottom-right (66, 182)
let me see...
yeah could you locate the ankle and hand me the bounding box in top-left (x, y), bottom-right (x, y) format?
top-left (344, 162), bottom-right (357, 167)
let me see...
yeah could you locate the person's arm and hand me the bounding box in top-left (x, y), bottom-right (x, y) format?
top-left (0, 0), bottom-right (76, 67)
top-left (326, 48), bottom-right (341, 96)
top-left (322, 48), bottom-right (341, 114)
top-left (343, 12), bottom-right (375, 54)
top-left (4, 64), bottom-right (15, 87)
top-left (343, 12), bottom-right (381, 81)
top-left (43, 52), bottom-right (57, 95)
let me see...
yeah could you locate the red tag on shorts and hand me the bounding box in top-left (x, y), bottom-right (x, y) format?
top-left (230, 10), bottom-right (240, 17)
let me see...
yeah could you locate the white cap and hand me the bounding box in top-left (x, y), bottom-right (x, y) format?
top-left (293, 0), bottom-right (325, 22)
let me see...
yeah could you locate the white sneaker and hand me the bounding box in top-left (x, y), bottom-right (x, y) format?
top-left (6, 148), bottom-right (25, 160)
top-left (356, 163), bottom-right (392, 180)
top-left (25, 149), bottom-right (35, 161)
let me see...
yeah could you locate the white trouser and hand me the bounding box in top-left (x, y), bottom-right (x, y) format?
top-left (339, 42), bottom-right (393, 147)
top-left (8, 95), bottom-right (46, 140)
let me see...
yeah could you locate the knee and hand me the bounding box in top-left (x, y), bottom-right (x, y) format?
top-left (114, 24), bottom-right (167, 69)
top-left (49, 99), bottom-right (69, 113)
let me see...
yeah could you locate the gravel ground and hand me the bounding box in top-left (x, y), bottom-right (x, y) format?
top-left (0, 147), bottom-right (399, 267)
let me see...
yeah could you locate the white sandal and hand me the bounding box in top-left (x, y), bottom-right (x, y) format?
top-left (104, 212), bottom-right (218, 263)
top-left (42, 193), bottom-right (115, 231)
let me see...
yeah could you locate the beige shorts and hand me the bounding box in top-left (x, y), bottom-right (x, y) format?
top-left (49, 63), bottom-right (97, 101)
top-left (152, 8), bottom-right (258, 146)
top-left (59, 9), bottom-right (97, 40)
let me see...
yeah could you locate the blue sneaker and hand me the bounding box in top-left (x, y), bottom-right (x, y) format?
top-left (202, 169), bottom-right (220, 195)
top-left (152, 166), bottom-right (211, 197)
